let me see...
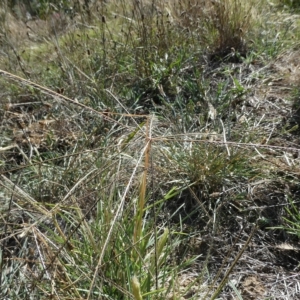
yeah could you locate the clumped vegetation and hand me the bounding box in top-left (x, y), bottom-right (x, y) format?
top-left (0, 0), bottom-right (300, 299)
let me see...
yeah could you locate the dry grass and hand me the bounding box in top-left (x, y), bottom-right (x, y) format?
top-left (0, 0), bottom-right (300, 299)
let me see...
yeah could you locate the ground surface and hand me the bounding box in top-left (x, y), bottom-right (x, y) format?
top-left (1, 1), bottom-right (300, 299)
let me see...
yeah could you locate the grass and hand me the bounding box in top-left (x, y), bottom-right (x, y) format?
top-left (1, 0), bottom-right (300, 299)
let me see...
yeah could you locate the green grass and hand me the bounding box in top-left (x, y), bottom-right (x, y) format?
top-left (1, 0), bottom-right (300, 299)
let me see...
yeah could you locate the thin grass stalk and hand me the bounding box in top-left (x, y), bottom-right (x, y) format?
top-left (209, 221), bottom-right (246, 292)
top-left (149, 127), bottom-right (159, 291)
top-left (33, 229), bottom-right (82, 299)
top-left (149, 227), bottom-right (169, 273)
top-left (52, 215), bottom-right (75, 251)
top-left (68, 195), bottom-right (97, 251)
top-left (1, 175), bottom-right (49, 216)
top-left (28, 185), bottom-right (103, 295)
top-left (134, 116), bottom-right (150, 245)
top-left (87, 139), bottom-right (150, 299)
top-left (18, 168), bottom-right (98, 237)
top-left (208, 224), bottom-right (258, 300)
top-left (0, 69), bottom-right (122, 126)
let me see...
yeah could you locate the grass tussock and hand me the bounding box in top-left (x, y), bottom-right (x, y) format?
top-left (1, 0), bottom-right (300, 299)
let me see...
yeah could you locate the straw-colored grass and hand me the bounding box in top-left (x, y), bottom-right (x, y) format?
top-left (0, 0), bottom-right (300, 299)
